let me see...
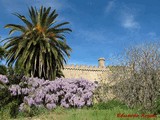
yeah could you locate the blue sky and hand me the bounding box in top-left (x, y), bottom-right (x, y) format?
top-left (0, 0), bottom-right (160, 66)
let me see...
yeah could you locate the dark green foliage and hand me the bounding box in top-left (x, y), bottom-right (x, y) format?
top-left (8, 100), bottom-right (20, 118)
top-left (56, 68), bottom-right (65, 78)
top-left (0, 85), bottom-right (10, 108)
top-left (18, 106), bottom-right (48, 117)
top-left (93, 100), bottom-right (128, 110)
top-left (0, 65), bottom-right (7, 75)
top-left (0, 46), bottom-right (6, 61)
top-left (7, 66), bottom-right (25, 84)
top-left (0, 73), bottom-right (24, 119)
top-left (153, 97), bottom-right (160, 114)
top-left (0, 46), bottom-right (7, 75)
top-left (0, 86), bottom-right (18, 119)
top-left (0, 99), bottom-right (21, 119)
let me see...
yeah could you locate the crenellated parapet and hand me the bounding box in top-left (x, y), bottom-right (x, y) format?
top-left (62, 58), bottom-right (112, 82)
top-left (64, 64), bottom-right (109, 71)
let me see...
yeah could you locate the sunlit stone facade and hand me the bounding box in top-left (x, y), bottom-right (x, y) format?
top-left (62, 58), bottom-right (111, 82)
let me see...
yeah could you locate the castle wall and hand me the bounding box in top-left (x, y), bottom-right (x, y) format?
top-left (62, 58), bottom-right (116, 100)
top-left (62, 64), bottom-right (111, 83)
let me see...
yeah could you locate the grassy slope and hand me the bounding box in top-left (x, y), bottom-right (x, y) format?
top-left (12, 107), bottom-right (159, 120)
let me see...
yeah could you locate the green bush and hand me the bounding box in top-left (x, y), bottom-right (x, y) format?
top-left (0, 89), bottom-right (22, 119)
top-left (18, 106), bottom-right (48, 118)
top-left (7, 66), bottom-right (25, 85)
top-left (0, 73), bottom-right (24, 119)
top-left (0, 100), bottom-right (20, 119)
top-left (153, 97), bottom-right (160, 114)
top-left (93, 100), bottom-right (129, 110)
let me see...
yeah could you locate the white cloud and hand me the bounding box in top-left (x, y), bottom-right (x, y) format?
top-left (104, 1), bottom-right (140, 30)
top-left (121, 11), bottom-right (140, 29)
top-left (105, 0), bottom-right (115, 13)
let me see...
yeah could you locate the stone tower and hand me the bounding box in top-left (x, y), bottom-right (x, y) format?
top-left (62, 57), bottom-right (109, 82)
top-left (98, 58), bottom-right (105, 68)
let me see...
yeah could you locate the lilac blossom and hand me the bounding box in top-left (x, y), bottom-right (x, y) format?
top-left (0, 74), bottom-right (9, 84)
top-left (8, 77), bottom-right (97, 111)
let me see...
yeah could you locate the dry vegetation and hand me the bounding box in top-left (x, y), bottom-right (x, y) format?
top-left (110, 43), bottom-right (160, 112)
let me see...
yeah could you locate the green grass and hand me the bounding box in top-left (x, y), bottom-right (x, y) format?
top-left (1, 100), bottom-right (159, 120)
top-left (10, 107), bottom-right (159, 120)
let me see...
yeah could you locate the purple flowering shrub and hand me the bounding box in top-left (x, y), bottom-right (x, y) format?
top-left (9, 77), bottom-right (97, 111)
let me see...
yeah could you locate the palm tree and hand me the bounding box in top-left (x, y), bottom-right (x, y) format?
top-left (4, 6), bottom-right (72, 80)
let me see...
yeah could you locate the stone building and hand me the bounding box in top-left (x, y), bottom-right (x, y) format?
top-left (62, 58), bottom-right (111, 83)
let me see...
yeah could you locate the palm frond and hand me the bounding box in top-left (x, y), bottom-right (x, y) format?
top-left (4, 6), bottom-right (72, 80)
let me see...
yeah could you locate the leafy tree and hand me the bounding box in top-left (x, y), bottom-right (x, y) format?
top-left (4, 6), bottom-right (72, 80)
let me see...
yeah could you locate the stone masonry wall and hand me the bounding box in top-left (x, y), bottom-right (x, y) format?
top-left (62, 58), bottom-right (112, 83)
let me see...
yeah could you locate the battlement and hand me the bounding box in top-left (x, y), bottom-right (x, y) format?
top-left (62, 58), bottom-right (111, 82)
top-left (64, 58), bottom-right (108, 71)
top-left (64, 64), bottom-right (108, 71)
